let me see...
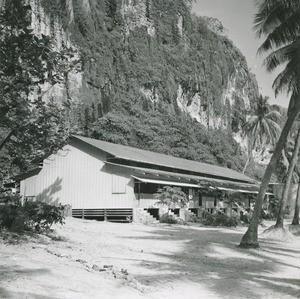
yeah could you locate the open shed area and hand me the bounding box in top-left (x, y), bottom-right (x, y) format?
top-left (0, 218), bottom-right (299, 299)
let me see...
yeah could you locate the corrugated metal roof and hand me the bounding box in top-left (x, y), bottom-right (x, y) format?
top-left (71, 135), bottom-right (256, 184)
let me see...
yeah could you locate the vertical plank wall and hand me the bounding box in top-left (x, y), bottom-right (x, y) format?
top-left (22, 142), bottom-right (135, 209)
top-left (20, 176), bottom-right (37, 198)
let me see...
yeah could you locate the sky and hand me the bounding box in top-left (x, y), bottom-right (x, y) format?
top-left (192, 0), bottom-right (288, 107)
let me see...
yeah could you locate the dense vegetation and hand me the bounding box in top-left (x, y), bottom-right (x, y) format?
top-left (0, 193), bottom-right (66, 233)
top-left (41, 0), bottom-right (258, 118)
top-left (90, 110), bottom-right (247, 171)
top-left (0, 0), bottom-right (263, 184)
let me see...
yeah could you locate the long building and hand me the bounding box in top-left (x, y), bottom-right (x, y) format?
top-left (18, 135), bottom-right (259, 221)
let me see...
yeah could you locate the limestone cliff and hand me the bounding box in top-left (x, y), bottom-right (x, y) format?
top-left (34, 0), bottom-right (259, 133)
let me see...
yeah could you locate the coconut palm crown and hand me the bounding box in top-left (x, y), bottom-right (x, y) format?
top-left (255, 0), bottom-right (300, 101)
top-left (242, 95), bottom-right (281, 173)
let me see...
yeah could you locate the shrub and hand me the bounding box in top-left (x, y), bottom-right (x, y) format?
top-left (159, 213), bottom-right (179, 224)
top-left (0, 194), bottom-right (22, 231)
top-left (23, 201), bottom-right (65, 232)
top-left (202, 213), bottom-right (238, 227)
top-left (159, 213), bottom-right (188, 225)
top-left (185, 212), bottom-right (199, 223)
top-left (0, 193), bottom-right (66, 233)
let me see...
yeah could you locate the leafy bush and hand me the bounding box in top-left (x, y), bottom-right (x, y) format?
top-left (185, 212), bottom-right (199, 223)
top-left (0, 194), bottom-right (22, 231)
top-left (159, 213), bottom-right (188, 225)
top-left (159, 213), bottom-right (178, 224)
top-left (202, 213), bottom-right (238, 227)
top-left (0, 193), bottom-right (66, 233)
top-left (23, 201), bottom-right (66, 232)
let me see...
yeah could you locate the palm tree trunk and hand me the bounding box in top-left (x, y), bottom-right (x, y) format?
top-left (239, 100), bottom-right (300, 248)
top-left (275, 126), bottom-right (300, 228)
top-left (291, 182), bottom-right (300, 225)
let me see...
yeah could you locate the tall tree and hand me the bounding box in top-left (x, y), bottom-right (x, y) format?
top-left (242, 95), bottom-right (281, 173)
top-left (275, 126), bottom-right (300, 228)
top-left (282, 130), bottom-right (300, 226)
top-left (240, 0), bottom-right (300, 248)
top-left (0, 0), bottom-right (76, 182)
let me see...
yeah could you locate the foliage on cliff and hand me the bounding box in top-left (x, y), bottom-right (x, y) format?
top-left (0, 0), bottom-right (263, 183)
top-left (40, 0), bottom-right (258, 121)
top-left (90, 109), bottom-right (246, 171)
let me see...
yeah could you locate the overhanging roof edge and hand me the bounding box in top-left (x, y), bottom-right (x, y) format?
top-left (105, 162), bottom-right (259, 188)
top-left (132, 175), bottom-right (200, 188)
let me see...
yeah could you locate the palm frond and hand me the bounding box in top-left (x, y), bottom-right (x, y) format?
top-left (254, 0), bottom-right (300, 38)
top-left (255, 0), bottom-right (293, 36)
top-left (258, 21), bottom-right (300, 54)
top-left (243, 93), bottom-right (283, 148)
top-left (265, 118), bottom-right (282, 141)
top-left (266, 109), bottom-right (282, 121)
top-left (263, 44), bottom-right (293, 71)
top-left (273, 62), bottom-right (297, 96)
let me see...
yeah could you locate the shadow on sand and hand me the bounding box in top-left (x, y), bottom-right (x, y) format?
top-left (122, 225), bottom-right (300, 298)
top-left (0, 266), bottom-right (54, 299)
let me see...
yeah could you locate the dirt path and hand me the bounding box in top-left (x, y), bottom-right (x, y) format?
top-left (0, 219), bottom-right (299, 299)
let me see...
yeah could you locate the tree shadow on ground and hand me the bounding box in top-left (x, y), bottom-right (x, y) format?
top-left (0, 266), bottom-right (53, 299)
top-left (122, 225), bottom-right (300, 298)
top-left (0, 288), bottom-right (55, 299)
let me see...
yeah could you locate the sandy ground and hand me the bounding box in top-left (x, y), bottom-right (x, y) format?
top-left (0, 219), bottom-right (299, 299)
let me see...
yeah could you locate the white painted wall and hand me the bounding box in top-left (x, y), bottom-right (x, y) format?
top-left (21, 142), bottom-right (135, 209)
top-left (20, 176), bottom-right (37, 198)
top-left (139, 194), bottom-right (159, 208)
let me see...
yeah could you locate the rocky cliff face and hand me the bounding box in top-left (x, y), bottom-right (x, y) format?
top-left (28, 0), bottom-right (82, 112)
top-left (32, 0), bottom-right (259, 133)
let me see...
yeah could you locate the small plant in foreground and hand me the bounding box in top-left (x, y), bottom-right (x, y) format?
top-left (23, 201), bottom-right (66, 232)
top-left (0, 193), bottom-right (67, 233)
top-left (159, 213), bottom-right (178, 224)
top-left (202, 213), bottom-right (238, 227)
top-left (159, 213), bottom-right (187, 225)
top-left (0, 194), bottom-right (22, 231)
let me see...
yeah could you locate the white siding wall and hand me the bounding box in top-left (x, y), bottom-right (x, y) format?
top-left (20, 176), bottom-right (37, 198)
top-left (21, 143), bottom-right (135, 209)
top-left (139, 194), bottom-right (158, 208)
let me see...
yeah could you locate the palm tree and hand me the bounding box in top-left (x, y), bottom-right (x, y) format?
top-left (242, 95), bottom-right (281, 173)
top-left (275, 126), bottom-right (300, 228)
top-left (239, 0), bottom-right (300, 248)
top-left (281, 131), bottom-right (300, 226)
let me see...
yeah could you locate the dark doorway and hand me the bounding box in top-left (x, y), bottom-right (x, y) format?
top-left (144, 208), bottom-right (159, 220)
